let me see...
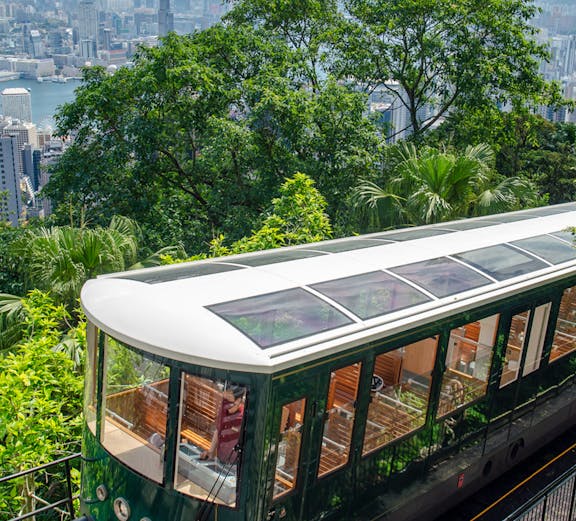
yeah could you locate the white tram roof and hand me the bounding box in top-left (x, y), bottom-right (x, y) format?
top-left (81, 203), bottom-right (576, 374)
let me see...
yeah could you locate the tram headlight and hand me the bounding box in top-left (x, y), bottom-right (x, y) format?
top-left (113, 497), bottom-right (131, 521)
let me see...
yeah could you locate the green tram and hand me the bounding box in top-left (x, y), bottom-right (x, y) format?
top-left (80, 203), bottom-right (576, 521)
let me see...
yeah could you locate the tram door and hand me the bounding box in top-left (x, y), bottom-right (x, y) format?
top-left (267, 375), bottom-right (324, 521)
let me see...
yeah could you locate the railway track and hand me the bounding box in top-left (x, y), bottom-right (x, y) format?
top-left (440, 426), bottom-right (576, 521)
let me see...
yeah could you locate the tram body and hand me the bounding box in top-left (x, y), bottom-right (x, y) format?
top-left (80, 204), bottom-right (576, 521)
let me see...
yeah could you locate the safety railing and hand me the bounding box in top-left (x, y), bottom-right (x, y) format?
top-left (0, 452), bottom-right (81, 521)
top-left (503, 462), bottom-right (576, 521)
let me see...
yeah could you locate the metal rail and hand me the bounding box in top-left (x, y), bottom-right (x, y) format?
top-left (0, 452), bottom-right (81, 521)
top-left (503, 459), bottom-right (576, 521)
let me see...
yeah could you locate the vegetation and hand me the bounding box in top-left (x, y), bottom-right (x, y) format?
top-left (2, 0), bottom-right (576, 516)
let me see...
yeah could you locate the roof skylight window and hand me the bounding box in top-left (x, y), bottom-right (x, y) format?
top-left (453, 244), bottom-right (549, 281)
top-left (311, 271), bottom-right (431, 320)
top-left (389, 257), bottom-right (492, 298)
top-left (511, 235), bottom-right (576, 265)
top-left (207, 288), bottom-right (354, 348)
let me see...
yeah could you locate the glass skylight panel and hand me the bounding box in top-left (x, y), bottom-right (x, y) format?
top-left (511, 236), bottom-right (576, 265)
top-left (207, 288), bottom-right (354, 348)
top-left (389, 258), bottom-right (492, 298)
top-left (487, 214), bottom-right (534, 223)
top-left (440, 220), bottom-right (500, 231)
top-left (453, 245), bottom-right (548, 281)
top-left (310, 271), bottom-right (431, 320)
top-left (312, 239), bottom-right (393, 253)
top-left (552, 231), bottom-right (575, 244)
top-left (234, 249), bottom-right (325, 267)
top-left (114, 262), bottom-right (243, 284)
top-left (371, 228), bottom-right (452, 241)
top-left (524, 205), bottom-right (576, 216)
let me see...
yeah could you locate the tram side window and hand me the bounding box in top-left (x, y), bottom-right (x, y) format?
top-left (318, 363), bottom-right (361, 477)
top-left (273, 398), bottom-right (306, 499)
top-left (438, 315), bottom-right (498, 417)
top-left (500, 311), bottom-right (530, 387)
top-left (550, 287), bottom-right (576, 363)
top-left (84, 322), bottom-right (98, 434)
top-left (523, 303), bottom-right (550, 376)
top-left (175, 374), bottom-right (246, 507)
top-left (101, 336), bottom-right (170, 484)
top-left (363, 337), bottom-right (437, 456)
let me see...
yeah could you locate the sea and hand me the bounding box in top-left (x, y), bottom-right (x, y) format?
top-left (0, 78), bottom-right (79, 130)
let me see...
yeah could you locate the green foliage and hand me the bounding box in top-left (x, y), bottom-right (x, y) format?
top-left (334, 0), bottom-right (564, 139)
top-left (164, 173), bottom-right (332, 263)
top-left (0, 291), bottom-right (83, 518)
top-left (10, 216), bottom-right (145, 314)
top-left (353, 143), bottom-right (541, 229)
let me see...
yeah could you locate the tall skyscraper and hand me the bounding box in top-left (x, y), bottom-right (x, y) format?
top-left (158, 0), bottom-right (174, 36)
top-left (1, 88), bottom-right (32, 123)
top-left (0, 134), bottom-right (22, 226)
top-left (78, 0), bottom-right (99, 58)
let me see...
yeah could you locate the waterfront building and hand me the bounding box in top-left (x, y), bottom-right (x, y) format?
top-left (0, 118), bottom-right (37, 151)
top-left (0, 134), bottom-right (22, 226)
top-left (1, 88), bottom-right (32, 123)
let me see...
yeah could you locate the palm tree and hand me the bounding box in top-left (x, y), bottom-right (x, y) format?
top-left (354, 143), bottom-right (540, 229)
top-left (10, 216), bottom-right (183, 314)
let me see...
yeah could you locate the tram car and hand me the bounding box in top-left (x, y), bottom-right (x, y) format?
top-left (80, 203), bottom-right (576, 521)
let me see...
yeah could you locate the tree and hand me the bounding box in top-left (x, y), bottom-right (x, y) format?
top-left (354, 143), bottom-right (541, 229)
top-left (9, 216), bottom-right (181, 314)
top-left (47, 27), bottom-right (379, 248)
top-left (164, 172), bottom-right (333, 261)
top-left (332, 0), bottom-right (564, 139)
top-left (0, 291), bottom-right (83, 519)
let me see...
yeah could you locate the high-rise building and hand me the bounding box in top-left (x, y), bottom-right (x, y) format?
top-left (0, 134), bottom-right (22, 226)
top-left (78, 0), bottom-right (99, 57)
top-left (22, 143), bottom-right (41, 192)
top-left (158, 0), bottom-right (174, 36)
top-left (1, 88), bottom-right (32, 123)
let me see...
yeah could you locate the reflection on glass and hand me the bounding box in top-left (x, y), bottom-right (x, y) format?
top-left (453, 245), bottom-right (547, 281)
top-left (84, 322), bottom-right (98, 434)
top-left (363, 338), bottom-right (437, 455)
top-left (523, 303), bottom-right (550, 376)
top-left (175, 375), bottom-right (246, 506)
top-left (390, 257), bottom-right (491, 297)
top-left (273, 398), bottom-right (306, 498)
top-left (511, 236), bottom-right (576, 265)
top-left (438, 315), bottom-right (498, 417)
top-left (500, 311), bottom-right (529, 387)
top-left (208, 288), bottom-right (353, 348)
top-left (101, 337), bottom-right (169, 483)
top-left (311, 271), bottom-right (430, 320)
top-left (318, 363), bottom-right (361, 477)
top-left (550, 287), bottom-right (576, 362)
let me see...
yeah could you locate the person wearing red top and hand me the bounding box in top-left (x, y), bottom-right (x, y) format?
top-left (200, 386), bottom-right (245, 463)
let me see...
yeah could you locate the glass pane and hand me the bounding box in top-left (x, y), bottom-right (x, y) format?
top-left (453, 245), bottom-right (548, 281)
top-left (511, 236), bottom-right (576, 265)
top-left (235, 250), bottom-right (325, 266)
top-left (363, 337), bottom-right (437, 455)
top-left (208, 288), bottom-right (354, 348)
top-left (318, 363), bottom-right (361, 477)
top-left (84, 322), bottom-right (98, 435)
top-left (273, 398), bottom-right (306, 499)
top-left (102, 337), bottom-right (170, 483)
top-left (311, 271), bottom-right (431, 320)
top-left (523, 303), bottom-right (550, 376)
top-left (115, 262), bottom-right (243, 283)
top-left (438, 315), bottom-right (499, 417)
top-left (550, 287), bottom-right (576, 363)
top-left (441, 220), bottom-right (500, 230)
top-left (312, 239), bottom-right (392, 253)
top-left (500, 311), bottom-right (529, 388)
top-left (390, 257), bottom-right (491, 298)
top-left (176, 375), bottom-right (246, 506)
top-left (371, 228), bottom-right (452, 241)
top-left (551, 231), bottom-right (575, 244)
